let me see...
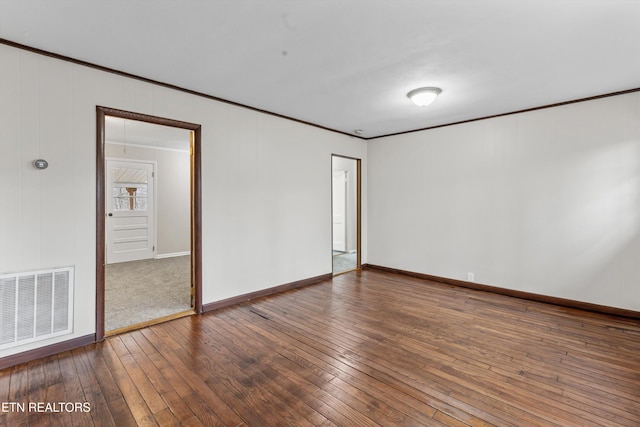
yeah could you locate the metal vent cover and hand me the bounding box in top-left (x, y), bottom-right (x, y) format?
top-left (0, 267), bottom-right (74, 350)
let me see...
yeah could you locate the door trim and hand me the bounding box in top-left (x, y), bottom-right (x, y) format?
top-left (331, 154), bottom-right (362, 274)
top-left (96, 106), bottom-right (203, 341)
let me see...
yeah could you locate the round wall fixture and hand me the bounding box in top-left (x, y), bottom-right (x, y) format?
top-left (407, 87), bottom-right (442, 107)
top-left (33, 159), bottom-right (49, 170)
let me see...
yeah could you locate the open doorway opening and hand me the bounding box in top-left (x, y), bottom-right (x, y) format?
top-left (96, 107), bottom-right (202, 340)
top-left (332, 155), bottom-right (361, 275)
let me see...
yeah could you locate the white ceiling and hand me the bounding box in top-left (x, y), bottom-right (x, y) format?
top-left (1, 1), bottom-right (639, 138)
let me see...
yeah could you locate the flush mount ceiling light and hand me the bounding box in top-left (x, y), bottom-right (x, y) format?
top-left (407, 87), bottom-right (442, 107)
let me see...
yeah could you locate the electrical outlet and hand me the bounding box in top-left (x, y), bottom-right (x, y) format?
top-left (467, 272), bottom-right (475, 282)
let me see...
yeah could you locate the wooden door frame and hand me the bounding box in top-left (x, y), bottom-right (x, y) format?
top-left (96, 106), bottom-right (202, 341)
top-left (331, 154), bottom-right (362, 273)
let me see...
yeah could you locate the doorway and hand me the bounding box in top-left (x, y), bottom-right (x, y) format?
top-left (96, 107), bottom-right (202, 340)
top-left (332, 155), bottom-right (361, 275)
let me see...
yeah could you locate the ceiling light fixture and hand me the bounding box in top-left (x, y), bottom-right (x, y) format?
top-left (407, 87), bottom-right (442, 107)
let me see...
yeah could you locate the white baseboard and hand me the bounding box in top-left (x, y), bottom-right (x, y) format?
top-left (156, 251), bottom-right (191, 259)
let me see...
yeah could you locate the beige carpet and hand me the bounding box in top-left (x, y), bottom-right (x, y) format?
top-left (105, 256), bottom-right (191, 332)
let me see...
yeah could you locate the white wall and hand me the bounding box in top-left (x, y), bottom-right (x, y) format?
top-left (332, 156), bottom-right (358, 252)
top-left (0, 43), bottom-right (367, 357)
top-left (105, 142), bottom-right (191, 257)
top-left (368, 92), bottom-right (640, 311)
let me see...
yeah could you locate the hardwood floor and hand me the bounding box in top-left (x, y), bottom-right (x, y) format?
top-left (1, 270), bottom-right (639, 426)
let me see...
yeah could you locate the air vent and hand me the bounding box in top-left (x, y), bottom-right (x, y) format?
top-left (0, 267), bottom-right (74, 350)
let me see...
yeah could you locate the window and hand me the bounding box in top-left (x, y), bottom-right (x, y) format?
top-left (111, 167), bottom-right (148, 211)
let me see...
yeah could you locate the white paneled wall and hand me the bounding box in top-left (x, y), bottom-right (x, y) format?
top-left (0, 43), bottom-right (367, 357)
top-left (368, 92), bottom-right (640, 311)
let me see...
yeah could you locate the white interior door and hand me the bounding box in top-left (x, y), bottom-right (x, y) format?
top-left (332, 170), bottom-right (347, 252)
top-left (106, 160), bottom-right (155, 264)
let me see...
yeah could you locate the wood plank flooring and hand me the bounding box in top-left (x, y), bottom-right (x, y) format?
top-left (1, 270), bottom-right (639, 426)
